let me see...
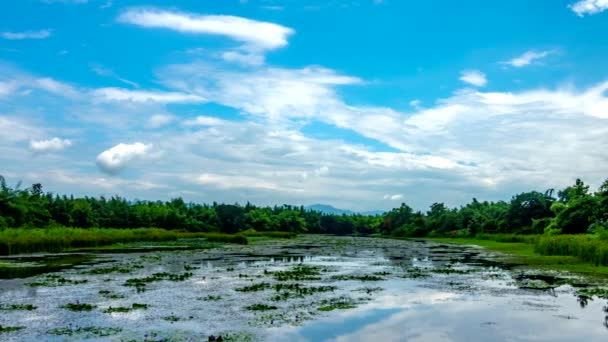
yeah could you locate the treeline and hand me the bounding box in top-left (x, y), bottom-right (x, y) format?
top-left (0, 176), bottom-right (381, 235)
top-left (1, 175), bottom-right (607, 238)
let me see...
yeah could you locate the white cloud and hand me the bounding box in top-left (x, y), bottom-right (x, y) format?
top-left (96, 142), bottom-right (152, 174)
top-left (222, 50), bottom-right (265, 66)
top-left (35, 78), bottom-right (79, 97)
top-left (570, 0), bottom-right (608, 16)
top-left (383, 194), bottom-right (403, 201)
top-left (92, 87), bottom-right (205, 103)
top-left (146, 114), bottom-right (175, 128)
top-left (183, 116), bottom-right (225, 126)
top-left (502, 50), bottom-right (553, 67)
top-left (1, 30), bottom-right (52, 40)
top-left (459, 70), bottom-right (487, 87)
top-left (29, 137), bottom-right (72, 153)
top-left (91, 65), bottom-right (140, 88)
top-left (117, 8), bottom-right (294, 50)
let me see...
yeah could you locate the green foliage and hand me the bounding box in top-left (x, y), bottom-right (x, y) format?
top-left (244, 304), bottom-right (278, 311)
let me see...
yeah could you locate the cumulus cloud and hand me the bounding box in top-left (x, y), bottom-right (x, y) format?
top-left (502, 50), bottom-right (553, 67)
top-left (459, 70), bottom-right (487, 87)
top-left (117, 8), bottom-right (294, 51)
top-left (570, 0), bottom-right (608, 16)
top-left (92, 87), bottom-right (205, 103)
top-left (29, 137), bottom-right (72, 153)
top-left (1, 29), bottom-right (52, 40)
top-left (96, 142), bottom-right (152, 174)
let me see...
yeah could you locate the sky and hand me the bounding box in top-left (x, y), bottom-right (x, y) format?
top-left (1, 0), bottom-right (608, 212)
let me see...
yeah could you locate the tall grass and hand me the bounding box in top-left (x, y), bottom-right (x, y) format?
top-left (240, 230), bottom-right (297, 239)
top-left (535, 235), bottom-right (608, 266)
top-left (0, 228), bottom-right (248, 255)
top-left (474, 233), bottom-right (541, 244)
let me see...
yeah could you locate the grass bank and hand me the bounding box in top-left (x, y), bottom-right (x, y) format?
top-left (0, 228), bottom-right (249, 255)
top-left (427, 234), bottom-right (608, 277)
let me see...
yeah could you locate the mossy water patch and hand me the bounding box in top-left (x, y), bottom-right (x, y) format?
top-left (266, 265), bottom-right (326, 281)
top-left (124, 271), bottom-right (193, 291)
top-left (317, 304), bottom-right (356, 311)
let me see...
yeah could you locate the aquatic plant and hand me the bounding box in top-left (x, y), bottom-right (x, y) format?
top-left (123, 271), bottom-right (194, 291)
top-left (162, 314), bottom-right (192, 322)
top-left (0, 304), bottom-right (37, 311)
top-left (236, 283), bottom-right (271, 292)
top-left (103, 303), bottom-right (149, 313)
top-left (86, 264), bottom-right (143, 275)
top-left (48, 326), bottom-right (122, 337)
top-left (0, 325), bottom-right (25, 333)
top-left (197, 295), bottom-right (222, 301)
top-left (317, 304), bottom-right (356, 311)
top-left (245, 304), bottom-right (278, 311)
top-left (60, 302), bottom-right (96, 311)
top-left (576, 287), bottom-right (608, 299)
top-left (267, 265), bottom-right (324, 281)
top-left (27, 274), bottom-right (88, 287)
top-left (332, 274), bottom-right (385, 281)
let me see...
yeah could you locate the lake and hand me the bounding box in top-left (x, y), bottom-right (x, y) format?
top-left (0, 235), bottom-right (606, 341)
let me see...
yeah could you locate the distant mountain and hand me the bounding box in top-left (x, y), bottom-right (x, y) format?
top-left (305, 204), bottom-right (384, 216)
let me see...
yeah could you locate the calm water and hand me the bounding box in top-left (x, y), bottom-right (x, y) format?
top-left (0, 236), bottom-right (606, 341)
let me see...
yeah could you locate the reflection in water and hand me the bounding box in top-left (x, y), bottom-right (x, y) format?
top-left (0, 236), bottom-right (607, 341)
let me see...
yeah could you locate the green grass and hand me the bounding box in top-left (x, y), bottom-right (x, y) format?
top-left (0, 228), bottom-right (249, 255)
top-left (427, 235), bottom-right (608, 276)
top-left (535, 235), bottom-right (608, 266)
top-left (241, 230), bottom-right (297, 239)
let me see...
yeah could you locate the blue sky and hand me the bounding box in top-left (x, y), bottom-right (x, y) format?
top-left (1, 0), bottom-right (608, 211)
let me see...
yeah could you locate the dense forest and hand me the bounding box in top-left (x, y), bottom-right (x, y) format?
top-left (1, 175), bottom-right (607, 238)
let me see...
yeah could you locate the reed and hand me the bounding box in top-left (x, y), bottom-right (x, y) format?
top-left (0, 228), bottom-right (248, 255)
top-left (535, 235), bottom-right (608, 266)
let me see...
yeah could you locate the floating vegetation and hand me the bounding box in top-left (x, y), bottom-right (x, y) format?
top-left (184, 265), bottom-right (199, 271)
top-left (60, 302), bottom-right (96, 312)
top-left (266, 265), bottom-right (324, 281)
top-left (402, 268), bottom-right (430, 279)
top-left (333, 274), bottom-right (385, 281)
top-left (0, 325), bottom-right (25, 333)
top-left (353, 287), bottom-right (383, 295)
top-left (162, 314), bottom-right (192, 322)
top-left (48, 326), bottom-right (122, 337)
top-left (85, 264), bottom-right (143, 275)
top-left (98, 290), bottom-right (126, 299)
top-left (245, 304), bottom-right (278, 311)
top-left (124, 271), bottom-right (193, 291)
top-left (27, 274), bottom-right (88, 287)
top-left (103, 303), bottom-right (149, 313)
top-left (198, 295), bottom-right (222, 301)
top-left (0, 304), bottom-right (37, 311)
top-left (430, 268), bottom-right (475, 275)
top-left (576, 287), bottom-right (608, 299)
top-left (317, 304), bottom-right (356, 311)
top-left (236, 282), bottom-right (271, 292)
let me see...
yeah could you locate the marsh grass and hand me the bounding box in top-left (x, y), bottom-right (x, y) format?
top-left (241, 230), bottom-right (297, 239)
top-left (0, 228), bottom-right (249, 255)
top-left (197, 295), bottom-right (222, 301)
top-left (332, 274), bottom-right (385, 281)
top-left (535, 235), bottom-right (608, 266)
